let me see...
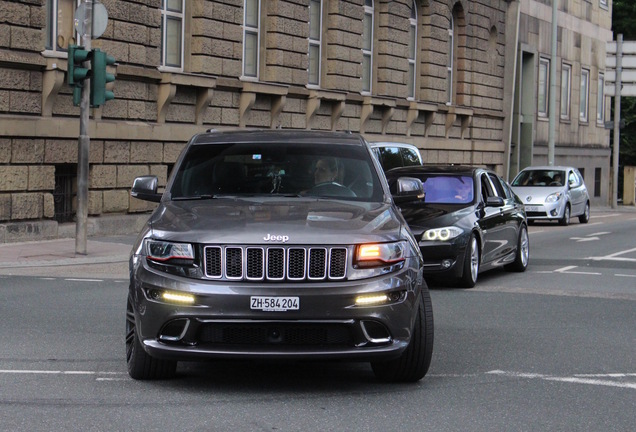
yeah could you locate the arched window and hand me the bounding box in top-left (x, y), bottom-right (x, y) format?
top-left (362, 0), bottom-right (374, 94)
top-left (408, 1), bottom-right (418, 99)
top-left (308, 0), bottom-right (322, 86)
top-left (243, 0), bottom-right (260, 79)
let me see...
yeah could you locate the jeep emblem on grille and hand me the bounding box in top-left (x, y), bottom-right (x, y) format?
top-left (263, 234), bottom-right (289, 242)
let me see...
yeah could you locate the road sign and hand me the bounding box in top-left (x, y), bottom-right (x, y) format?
top-left (605, 39), bottom-right (636, 97)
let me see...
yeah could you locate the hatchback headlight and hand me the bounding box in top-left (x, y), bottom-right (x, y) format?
top-left (545, 192), bottom-right (563, 203)
top-left (354, 241), bottom-right (406, 268)
top-left (145, 239), bottom-right (194, 263)
top-left (421, 226), bottom-right (463, 242)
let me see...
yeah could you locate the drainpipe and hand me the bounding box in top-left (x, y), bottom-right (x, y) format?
top-left (503, 0), bottom-right (521, 181)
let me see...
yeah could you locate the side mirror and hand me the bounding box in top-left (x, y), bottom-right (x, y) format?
top-left (392, 177), bottom-right (425, 203)
top-left (486, 196), bottom-right (504, 207)
top-left (131, 176), bottom-right (161, 203)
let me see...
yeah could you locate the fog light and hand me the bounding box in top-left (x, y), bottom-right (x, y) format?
top-left (551, 209), bottom-right (558, 216)
top-left (355, 294), bottom-right (389, 306)
top-left (161, 291), bottom-right (195, 304)
top-left (441, 259), bottom-right (453, 269)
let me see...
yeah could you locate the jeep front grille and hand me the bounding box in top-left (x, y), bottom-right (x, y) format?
top-left (204, 246), bottom-right (348, 281)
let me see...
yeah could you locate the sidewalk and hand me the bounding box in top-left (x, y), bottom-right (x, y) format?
top-left (0, 236), bottom-right (133, 279)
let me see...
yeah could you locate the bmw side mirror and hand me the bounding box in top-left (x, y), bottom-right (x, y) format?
top-left (131, 175), bottom-right (162, 203)
top-left (392, 177), bottom-right (425, 203)
top-left (486, 196), bottom-right (504, 207)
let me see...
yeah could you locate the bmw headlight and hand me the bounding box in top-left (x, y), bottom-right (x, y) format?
top-left (421, 226), bottom-right (463, 242)
top-left (545, 192), bottom-right (563, 203)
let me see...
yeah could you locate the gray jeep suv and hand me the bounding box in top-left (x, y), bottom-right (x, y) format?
top-left (127, 130), bottom-right (433, 382)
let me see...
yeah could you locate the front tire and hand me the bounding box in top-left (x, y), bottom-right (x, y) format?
top-left (559, 204), bottom-right (571, 226)
top-left (371, 290), bottom-right (434, 383)
top-left (578, 202), bottom-right (590, 223)
top-left (457, 234), bottom-right (479, 288)
top-left (505, 224), bottom-right (529, 272)
top-left (126, 295), bottom-right (177, 380)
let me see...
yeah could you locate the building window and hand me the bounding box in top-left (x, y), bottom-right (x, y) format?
top-left (560, 63), bottom-right (571, 119)
top-left (160, 0), bottom-right (184, 69)
top-left (308, 0), bottom-right (322, 86)
top-left (600, 0), bottom-right (608, 8)
top-left (597, 73), bottom-right (605, 123)
top-left (447, 14), bottom-right (454, 104)
top-left (580, 68), bottom-right (590, 123)
top-left (594, 167), bottom-right (601, 197)
top-left (538, 58), bottom-right (550, 118)
top-left (53, 164), bottom-right (76, 223)
top-left (45, 0), bottom-right (78, 53)
top-left (243, 0), bottom-right (260, 79)
top-left (362, 0), bottom-right (374, 94)
top-left (407, 1), bottom-right (417, 99)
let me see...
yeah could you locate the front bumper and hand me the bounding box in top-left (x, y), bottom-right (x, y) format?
top-left (523, 201), bottom-right (564, 220)
top-left (417, 238), bottom-right (467, 279)
top-left (130, 256), bottom-right (423, 362)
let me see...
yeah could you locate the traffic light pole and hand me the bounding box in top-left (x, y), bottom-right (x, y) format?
top-left (76, 1), bottom-right (93, 255)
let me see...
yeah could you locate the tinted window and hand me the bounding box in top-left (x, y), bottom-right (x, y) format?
top-left (170, 142), bottom-right (383, 201)
top-left (376, 147), bottom-right (403, 171)
top-left (417, 175), bottom-right (474, 204)
top-left (400, 148), bottom-right (421, 166)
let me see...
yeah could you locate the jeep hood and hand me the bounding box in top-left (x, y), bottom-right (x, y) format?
top-left (145, 198), bottom-right (403, 245)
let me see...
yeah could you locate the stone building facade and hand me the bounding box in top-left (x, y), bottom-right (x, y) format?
top-left (507, 0), bottom-right (613, 201)
top-left (1, 0), bottom-right (607, 242)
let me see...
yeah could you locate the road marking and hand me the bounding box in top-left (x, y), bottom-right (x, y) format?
top-left (589, 247), bottom-right (636, 262)
top-left (554, 266), bottom-right (601, 275)
top-left (65, 278), bottom-right (104, 282)
top-left (0, 369), bottom-right (123, 376)
top-left (616, 274), bottom-right (636, 278)
top-left (487, 370), bottom-right (636, 390)
top-left (591, 214), bottom-right (620, 219)
top-left (570, 232), bottom-right (610, 242)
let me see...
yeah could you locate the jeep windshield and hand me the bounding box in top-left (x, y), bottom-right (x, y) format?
top-left (169, 141), bottom-right (384, 202)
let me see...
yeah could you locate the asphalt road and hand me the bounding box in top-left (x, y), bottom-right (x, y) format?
top-left (0, 212), bottom-right (635, 431)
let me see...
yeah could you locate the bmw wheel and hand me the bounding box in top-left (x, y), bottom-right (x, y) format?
top-left (371, 289), bottom-right (434, 383)
top-left (458, 234), bottom-right (479, 288)
top-left (126, 295), bottom-right (177, 380)
top-left (505, 224), bottom-right (529, 272)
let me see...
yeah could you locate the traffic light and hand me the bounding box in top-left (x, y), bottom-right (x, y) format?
top-left (67, 45), bottom-right (91, 106)
top-left (90, 49), bottom-right (116, 107)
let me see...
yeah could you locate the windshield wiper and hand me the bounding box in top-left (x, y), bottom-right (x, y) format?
top-left (171, 194), bottom-right (215, 201)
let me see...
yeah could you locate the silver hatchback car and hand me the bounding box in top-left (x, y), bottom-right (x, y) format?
top-left (510, 166), bottom-right (590, 226)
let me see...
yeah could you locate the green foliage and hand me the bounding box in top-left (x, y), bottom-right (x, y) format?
top-left (612, 0), bottom-right (636, 39)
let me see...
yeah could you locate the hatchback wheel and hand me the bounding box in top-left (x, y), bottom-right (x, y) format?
top-left (457, 234), bottom-right (479, 288)
top-left (559, 204), bottom-right (571, 226)
top-left (578, 202), bottom-right (590, 224)
top-left (126, 295), bottom-right (177, 380)
top-left (371, 289), bottom-right (433, 383)
top-left (505, 224), bottom-right (529, 272)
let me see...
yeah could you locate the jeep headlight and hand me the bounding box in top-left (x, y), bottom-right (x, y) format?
top-left (145, 239), bottom-right (194, 263)
top-left (545, 192), bottom-right (563, 203)
top-left (421, 226), bottom-right (463, 242)
top-left (354, 241), bottom-right (406, 268)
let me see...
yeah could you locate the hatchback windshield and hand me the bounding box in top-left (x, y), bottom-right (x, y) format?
top-left (511, 170), bottom-right (566, 187)
top-left (169, 141), bottom-right (383, 201)
top-left (419, 175), bottom-right (474, 204)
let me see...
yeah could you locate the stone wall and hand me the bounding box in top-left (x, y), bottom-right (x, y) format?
top-left (0, 0), bottom-right (513, 225)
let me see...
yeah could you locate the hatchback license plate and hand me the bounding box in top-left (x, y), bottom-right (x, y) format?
top-left (250, 296), bottom-right (299, 311)
top-left (525, 205), bottom-right (540, 212)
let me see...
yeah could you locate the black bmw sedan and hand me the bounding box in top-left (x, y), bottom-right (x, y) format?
top-left (386, 165), bottom-right (529, 288)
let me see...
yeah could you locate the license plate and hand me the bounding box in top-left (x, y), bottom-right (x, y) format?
top-left (525, 205), bottom-right (540, 212)
top-left (250, 296), bottom-right (299, 311)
